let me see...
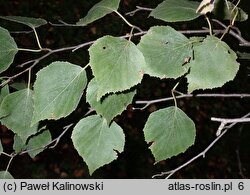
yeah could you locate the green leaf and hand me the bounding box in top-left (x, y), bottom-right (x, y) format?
top-left (0, 16), bottom-right (47, 28)
top-left (213, 0), bottom-right (248, 21)
top-left (10, 82), bottom-right (28, 91)
top-left (89, 36), bottom-right (145, 100)
top-left (150, 0), bottom-right (200, 22)
top-left (143, 106), bottom-right (196, 163)
top-left (0, 171), bottom-right (14, 179)
top-left (77, 0), bottom-right (120, 26)
top-left (27, 130), bottom-right (51, 158)
top-left (32, 61), bottom-right (87, 125)
top-left (189, 36), bottom-right (205, 43)
top-left (0, 84), bottom-right (9, 105)
top-left (187, 36), bottom-right (240, 93)
top-left (71, 115), bottom-right (125, 175)
top-left (13, 134), bottom-right (26, 154)
top-left (86, 78), bottom-right (136, 124)
top-left (0, 26), bottom-right (18, 73)
top-left (0, 89), bottom-right (38, 142)
top-left (138, 26), bottom-right (192, 79)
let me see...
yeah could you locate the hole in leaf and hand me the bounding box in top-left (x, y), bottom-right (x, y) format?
top-left (113, 149), bottom-right (120, 156)
top-left (182, 56), bottom-right (191, 66)
top-left (102, 46), bottom-right (106, 50)
top-left (148, 141), bottom-right (155, 147)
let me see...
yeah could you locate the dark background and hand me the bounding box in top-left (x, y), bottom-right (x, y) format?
top-left (0, 0), bottom-right (250, 178)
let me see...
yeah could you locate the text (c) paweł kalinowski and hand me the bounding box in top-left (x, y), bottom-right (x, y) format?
top-left (20, 181), bottom-right (104, 191)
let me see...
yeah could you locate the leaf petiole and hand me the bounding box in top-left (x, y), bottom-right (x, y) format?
top-left (33, 27), bottom-right (42, 49)
top-left (171, 82), bottom-right (180, 108)
top-left (114, 10), bottom-right (143, 33)
top-left (205, 15), bottom-right (213, 36)
top-left (18, 48), bottom-right (43, 52)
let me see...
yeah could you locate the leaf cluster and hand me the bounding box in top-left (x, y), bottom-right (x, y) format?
top-left (0, 0), bottom-right (248, 177)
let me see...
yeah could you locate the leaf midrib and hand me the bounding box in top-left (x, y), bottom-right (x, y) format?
top-left (34, 68), bottom-right (84, 121)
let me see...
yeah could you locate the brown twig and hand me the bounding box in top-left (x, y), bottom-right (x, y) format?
top-left (213, 19), bottom-right (250, 46)
top-left (211, 116), bottom-right (250, 136)
top-left (19, 123), bottom-right (74, 155)
top-left (126, 6), bottom-right (153, 16)
top-left (134, 93), bottom-right (250, 110)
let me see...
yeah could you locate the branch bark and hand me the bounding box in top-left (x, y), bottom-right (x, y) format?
top-left (135, 93), bottom-right (250, 110)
